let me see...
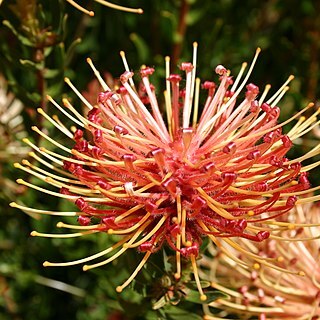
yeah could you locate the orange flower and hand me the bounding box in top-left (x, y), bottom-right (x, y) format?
top-left (202, 203), bottom-right (320, 319)
top-left (13, 45), bottom-right (320, 299)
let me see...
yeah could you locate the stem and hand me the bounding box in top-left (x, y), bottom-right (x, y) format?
top-left (171, 0), bottom-right (190, 68)
top-left (35, 47), bottom-right (46, 143)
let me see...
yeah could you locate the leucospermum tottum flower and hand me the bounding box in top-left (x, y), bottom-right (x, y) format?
top-left (0, 75), bottom-right (29, 197)
top-left (0, 75), bottom-right (28, 158)
top-left (202, 203), bottom-right (320, 320)
top-left (12, 44), bottom-right (320, 300)
top-left (66, 0), bottom-right (143, 16)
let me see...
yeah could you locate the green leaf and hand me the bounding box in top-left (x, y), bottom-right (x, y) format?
top-left (186, 280), bottom-right (212, 290)
top-left (186, 9), bottom-right (205, 26)
top-left (185, 289), bottom-right (227, 304)
top-left (2, 20), bottom-right (33, 46)
top-left (152, 296), bottom-right (167, 310)
top-left (130, 33), bottom-right (150, 63)
top-left (46, 81), bottom-right (63, 97)
top-left (65, 38), bottom-right (81, 66)
top-left (43, 68), bottom-right (61, 79)
top-left (19, 59), bottom-right (43, 71)
top-left (163, 304), bottom-right (202, 320)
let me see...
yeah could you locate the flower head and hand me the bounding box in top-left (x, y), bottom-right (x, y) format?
top-left (13, 44), bottom-right (320, 299)
top-left (0, 75), bottom-right (29, 198)
top-left (202, 203), bottom-right (320, 320)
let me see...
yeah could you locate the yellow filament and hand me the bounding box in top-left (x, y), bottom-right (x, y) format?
top-left (272, 86), bottom-right (290, 108)
top-left (21, 159), bottom-right (83, 185)
top-left (211, 282), bottom-right (242, 298)
top-left (66, 0), bottom-right (94, 16)
top-left (64, 99), bottom-right (155, 144)
top-left (119, 51), bottom-right (135, 89)
top-left (83, 221), bottom-right (151, 270)
top-left (16, 178), bottom-right (110, 203)
top-left (46, 95), bottom-right (85, 128)
top-left (86, 57), bottom-right (110, 91)
top-left (291, 118), bottom-right (320, 142)
top-left (190, 254), bottom-right (207, 301)
top-left (164, 90), bottom-right (173, 139)
top-left (218, 244), bottom-right (251, 269)
top-left (15, 164), bottom-right (92, 197)
top-left (145, 171), bottom-right (172, 187)
top-left (198, 220), bottom-right (275, 263)
top-left (134, 182), bottom-right (157, 194)
top-left (214, 102), bottom-right (314, 150)
top-left (182, 68), bottom-right (194, 128)
top-left (229, 179), bottom-right (299, 197)
top-left (114, 204), bottom-right (144, 222)
top-left (196, 188), bottom-right (236, 220)
top-left (302, 160), bottom-right (320, 172)
top-left (287, 115), bottom-right (307, 137)
top-left (192, 77), bottom-right (201, 128)
top-left (200, 48), bottom-right (261, 137)
top-left (270, 234), bottom-right (320, 242)
top-left (108, 212), bottom-right (151, 234)
top-left (209, 298), bottom-right (284, 314)
top-left (285, 141), bottom-right (320, 166)
top-left (45, 176), bottom-right (100, 195)
top-left (56, 222), bottom-right (99, 230)
top-left (44, 235), bottom-right (131, 267)
top-left (23, 138), bottom-right (64, 166)
top-left (174, 233), bottom-right (181, 280)
top-left (31, 230), bottom-right (96, 238)
top-left (62, 98), bottom-right (92, 127)
top-left (9, 202), bottom-right (78, 217)
top-left (258, 84), bottom-right (272, 105)
top-left (28, 151), bottom-right (75, 178)
top-left (41, 148), bottom-right (97, 167)
top-left (37, 108), bottom-right (73, 138)
top-left (266, 75), bottom-right (294, 105)
top-left (94, 0), bottom-right (143, 14)
top-left (116, 251), bottom-right (151, 293)
top-left (124, 216), bottom-right (167, 248)
top-left (259, 269), bottom-right (305, 295)
top-left (71, 149), bottom-right (124, 167)
top-left (176, 194), bottom-right (182, 224)
top-left (17, 178), bottom-right (77, 200)
top-left (14, 162), bottom-right (46, 181)
top-left (190, 42), bottom-right (198, 102)
top-left (52, 114), bottom-right (70, 132)
top-left (230, 62), bottom-right (248, 92)
top-left (64, 77), bottom-right (93, 110)
top-left (181, 207), bottom-right (187, 245)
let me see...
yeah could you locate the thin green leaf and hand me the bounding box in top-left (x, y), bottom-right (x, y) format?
top-left (185, 289), bottom-right (227, 304)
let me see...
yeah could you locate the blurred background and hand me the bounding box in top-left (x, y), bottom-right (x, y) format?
top-left (0, 0), bottom-right (320, 319)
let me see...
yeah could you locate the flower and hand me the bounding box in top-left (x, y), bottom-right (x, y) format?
top-left (201, 202), bottom-right (320, 320)
top-left (0, 75), bottom-right (29, 198)
top-left (66, 0), bottom-right (143, 16)
top-left (12, 44), bottom-right (320, 299)
top-left (0, 75), bottom-right (27, 157)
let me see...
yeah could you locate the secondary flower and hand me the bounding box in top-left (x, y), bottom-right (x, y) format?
top-left (12, 44), bottom-right (320, 299)
top-left (66, 0), bottom-right (143, 16)
top-left (202, 203), bottom-right (320, 320)
top-left (0, 75), bottom-right (29, 198)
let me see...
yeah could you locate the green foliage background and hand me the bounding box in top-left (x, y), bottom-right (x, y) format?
top-left (0, 0), bottom-right (319, 319)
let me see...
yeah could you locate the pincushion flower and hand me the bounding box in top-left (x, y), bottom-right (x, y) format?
top-left (12, 44), bottom-right (320, 299)
top-left (202, 203), bottom-right (320, 320)
top-left (0, 75), bottom-right (29, 198)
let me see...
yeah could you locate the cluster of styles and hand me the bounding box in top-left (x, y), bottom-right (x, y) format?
top-left (12, 44), bottom-right (320, 302)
